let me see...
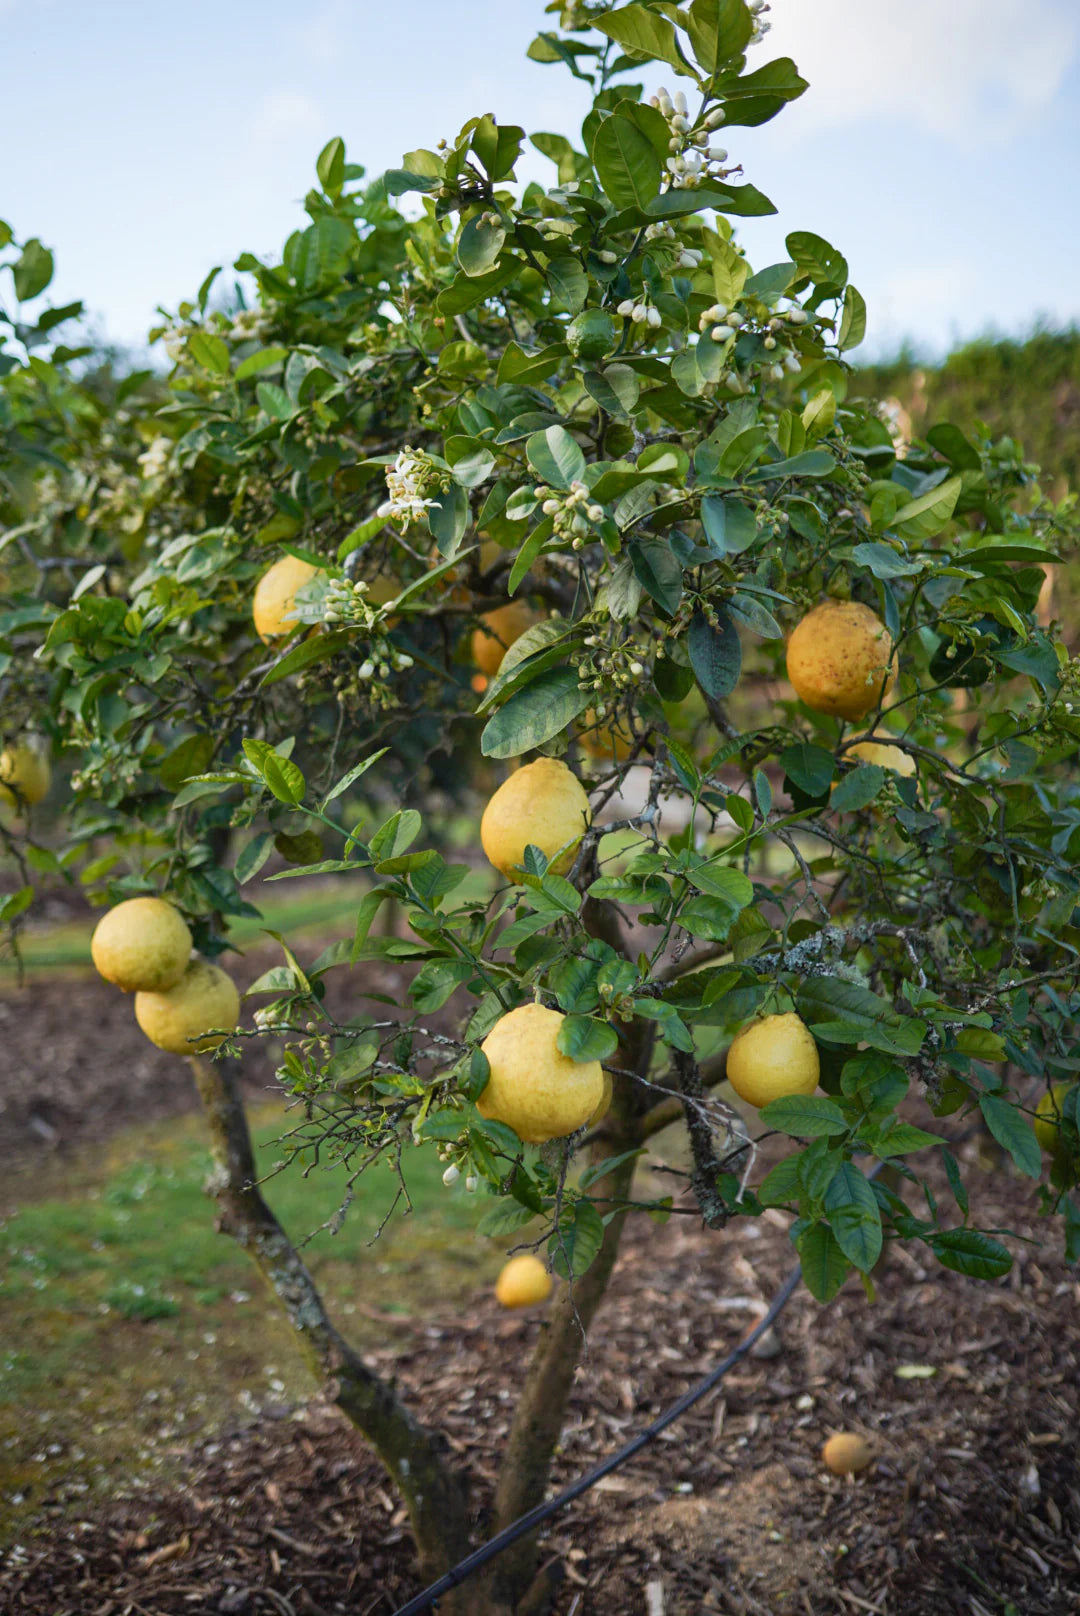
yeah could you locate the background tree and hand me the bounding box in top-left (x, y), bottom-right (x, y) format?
top-left (3, 1), bottom-right (1080, 1610)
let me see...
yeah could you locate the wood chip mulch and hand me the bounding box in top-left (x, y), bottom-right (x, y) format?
top-left (2, 1145), bottom-right (1078, 1615)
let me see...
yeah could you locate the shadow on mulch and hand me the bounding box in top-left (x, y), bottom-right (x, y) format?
top-left (2, 1144), bottom-right (1077, 1616)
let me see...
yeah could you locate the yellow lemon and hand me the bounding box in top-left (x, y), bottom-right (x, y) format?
top-left (135, 957), bottom-right (240, 1055)
top-left (0, 741), bottom-right (51, 809)
top-left (787, 601), bottom-right (897, 721)
top-left (478, 1002), bottom-right (604, 1144)
top-left (471, 600), bottom-right (538, 677)
top-left (252, 556), bottom-right (323, 642)
top-left (91, 897), bottom-right (192, 992)
top-left (1034, 1084), bottom-right (1076, 1154)
top-left (726, 1012), bottom-right (820, 1109)
top-left (495, 1253), bottom-right (553, 1309)
top-left (822, 1432), bottom-right (874, 1475)
top-left (480, 758), bottom-right (590, 880)
top-left (847, 738), bottom-right (916, 777)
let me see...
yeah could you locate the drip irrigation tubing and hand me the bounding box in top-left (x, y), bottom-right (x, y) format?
top-left (391, 1256), bottom-right (805, 1615)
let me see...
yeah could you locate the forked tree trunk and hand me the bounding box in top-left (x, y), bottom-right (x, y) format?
top-left (187, 1056), bottom-right (471, 1599)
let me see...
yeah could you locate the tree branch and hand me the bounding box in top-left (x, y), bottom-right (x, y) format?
top-left (187, 1056), bottom-right (469, 1588)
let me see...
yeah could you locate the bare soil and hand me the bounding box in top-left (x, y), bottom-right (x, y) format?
top-left (1, 962), bottom-right (1077, 1616)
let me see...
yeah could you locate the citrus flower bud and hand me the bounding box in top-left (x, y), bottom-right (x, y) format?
top-left (358, 660), bottom-right (375, 679)
top-left (465, 1175), bottom-right (478, 1193)
top-left (704, 106), bottom-right (726, 128)
top-left (711, 325), bottom-right (734, 341)
top-left (587, 505), bottom-right (604, 521)
top-left (632, 304), bottom-right (647, 323)
top-left (442, 1164), bottom-right (460, 1187)
top-left (542, 498), bottom-right (561, 514)
top-left (616, 298), bottom-right (635, 317)
top-left (673, 91), bottom-right (688, 116)
top-left (646, 307), bottom-right (662, 328)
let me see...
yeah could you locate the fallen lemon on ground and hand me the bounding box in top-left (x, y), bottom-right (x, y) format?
top-left (846, 737), bottom-right (916, 776)
top-left (1034, 1083), bottom-right (1076, 1154)
top-left (472, 600), bottom-right (537, 676)
top-left (91, 897), bottom-right (192, 992)
top-left (822, 1432), bottom-right (874, 1475)
top-left (480, 758), bottom-right (590, 880)
top-left (253, 555), bottom-right (323, 642)
top-left (787, 601), bottom-right (896, 720)
top-left (726, 1012), bottom-right (820, 1108)
top-left (0, 740), bottom-right (51, 809)
top-left (135, 957), bottom-right (240, 1055)
top-left (495, 1253), bottom-right (553, 1309)
top-left (478, 1002), bottom-right (604, 1143)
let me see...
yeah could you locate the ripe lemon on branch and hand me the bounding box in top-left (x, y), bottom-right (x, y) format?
top-left (480, 758), bottom-right (590, 880)
top-left (135, 957), bottom-right (240, 1055)
top-left (471, 600), bottom-right (537, 677)
top-left (1034, 1083), bottom-right (1076, 1155)
top-left (495, 1253), bottom-right (553, 1308)
top-left (726, 1012), bottom-right (820, 1108)
top-left (477, 1002), bottom-right (605, 1144)
top-left (252, 555), bottom-right (323, 642)
top-left (846, 737), bottom-right (916, 777)
top-left (0, 739), bottom-right (51, 809)
top-left (787, 601), bottom-right (896, 721)
top-left (91, 896), bottom-right (192, 992)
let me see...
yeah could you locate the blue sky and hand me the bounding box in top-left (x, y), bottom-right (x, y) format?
top-left (5, 0), bottom-right (1079, 360)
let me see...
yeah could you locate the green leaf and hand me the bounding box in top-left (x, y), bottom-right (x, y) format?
top-left (727, 593), bottom-right (782, 639)
top-left (689, 861), bottom-right (754, 908)
top-left (12, 239), bottom-right (54, 301)
top-left (891, 474), bottom-right (962, 540)
top-left (758, 1153), bottom-right (802, 1207)
top-left (931, 1228), bottom-right (1012, 1280)
top-left (259, 630), bottom-right (352, 688)
top-left (458, 215), bottom-right (506, 276)
top-left (824, 1162), bottom-right (882, 1272)
top-left (979, 1093), bottom-right (1041, 1180)
top-left (701, 497), bottom-right (757, 556)
top-left (187, 331), bottom-right (231, 375)
top-left (550, 1198), bottom-right (606, 1278)
top-left (876, 1123), bottom-right (945, 1157)
top-left (0, 886), bottom-right (33, 925)
top-left (256, 381), bottom-right (295, 420)
top-left (747, 449), bottom-right (835, 481)
top-left (785, 231), bottom-right (848, 289)
top-left (508, 517), bottom-right (555, 595)
top-left (547, 255), bottom-right (588, 313)
top-left (526, 425), bottom-right (586, 490)
top-left (234, 831), bottom-right (275, 886)
top-left (369, 809), bottom-right (422, 861)
top-left (926, 423), bottom-right (981, 471)
top-left (590, 113), bottom-right (662, 211)
top-left (838, 286), bottom-right (867, 351)
top-left (321, 748), bottom-right (389, 806)
top-left (687, 0), bottom-right (753, 75)
top-left (687, 608), bottom-right (741, 699)
top-left (830, 764), bottom-right (885, 813)
top-left (629, 538), bottom-right (683, 615)
top-left (680, 892), bottom-right (744, 941)
top-left (316, 135), bottom-right (346, 196)
top-left (797, 1223), bottom-right (850, 1302)
top-left (481, 666), bottom-right (588, 759)
top-left (591, 4), bottom-right (690, 73)
top-left (477, 1201), bottom-right (539, 1238)
top-left (242, 738), bottom-right (305, 805)
top-left (158, 733), bottom-right (215, 791)
top-left (761, 1094), bottom-right (847, 1138)
top-left (427, 484), bottom-right (469, 556)
top-left (780, 742), bottom-right (835, 797)
top-left (235, 346), bottom-right (289, 381)
top-left (410, 960), bottom-right (475, 1013)
top-left (851, 541), bottom-right (923, 579)
top-left (557, 1015), bottom-right (618, 1063)
top-left (583, 365), bottom-right (640, 417)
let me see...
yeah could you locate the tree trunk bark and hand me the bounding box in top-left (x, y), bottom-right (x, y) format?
top-left (187, 1056), bottom-right (471, 1595)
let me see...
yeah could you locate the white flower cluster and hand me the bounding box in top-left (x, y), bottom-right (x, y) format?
top-left (643, 221), bottom-right (704, 271)
top-left (648, 88), bottom-right (729, 191)
top-left (615, 296), bottom-right (662, 328)
top-left (137, 437), bottom-right (171, 480)
top-left (229, 308), bottom-right (269, 341)
top-left (696, 299), bottom-right (808, 384)
top-left (376, 448), bottom-right (441, 528)
top-left (749, 0), bottom-right (772, 43)
top-left (536, 479), bottom-right (605, 551)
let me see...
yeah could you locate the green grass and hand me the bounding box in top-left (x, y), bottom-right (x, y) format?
top-left (0, 1103), bottom-right (498, 1538)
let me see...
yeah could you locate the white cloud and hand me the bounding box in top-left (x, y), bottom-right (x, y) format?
top-left (765, 0), bottom-right (1079, 140)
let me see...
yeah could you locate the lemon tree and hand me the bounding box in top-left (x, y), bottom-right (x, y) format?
top-left (4, 2), bottom-right (1080, 1606)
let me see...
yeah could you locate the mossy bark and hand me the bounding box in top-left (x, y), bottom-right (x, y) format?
top-left (188, 1056), bottom-right (470, 1598)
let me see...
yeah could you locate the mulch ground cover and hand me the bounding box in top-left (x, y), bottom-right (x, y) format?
top-left (2, 1119), bottom-right (1077, 1616)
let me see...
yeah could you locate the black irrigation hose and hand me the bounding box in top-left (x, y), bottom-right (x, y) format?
top-left (391, 1257), bottom-right (805, 1616)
